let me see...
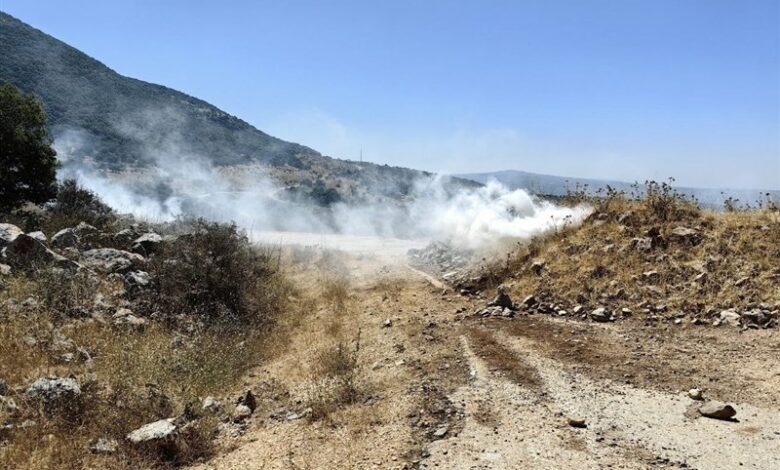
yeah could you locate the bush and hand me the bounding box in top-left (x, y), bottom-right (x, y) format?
top-left (142, 219), bottom-right (288, 326)
top-left (48, 179), bottom-right (116, 231)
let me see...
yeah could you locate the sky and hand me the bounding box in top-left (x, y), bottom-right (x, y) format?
top-left (3, 0), bottom-right (779, 189)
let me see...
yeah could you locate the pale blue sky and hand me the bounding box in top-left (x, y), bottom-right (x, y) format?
top-left (4, 0), bottom-right (779, 189)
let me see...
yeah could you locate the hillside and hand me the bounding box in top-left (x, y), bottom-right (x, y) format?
top-left (0, 11), bottom-right (476, 205)
top-left (459, 170), bottom-right (780, 209)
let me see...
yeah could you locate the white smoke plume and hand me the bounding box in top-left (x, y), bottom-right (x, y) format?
top-left (53, 110), bottom-right (591, 250)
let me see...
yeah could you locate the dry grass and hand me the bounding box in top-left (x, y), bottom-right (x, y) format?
top-left (488, 182), bottom-right (780, 320)
top-left (0, 220), bottom-right (297, 469)
top-left (306, 331), bottom-right (364, 421)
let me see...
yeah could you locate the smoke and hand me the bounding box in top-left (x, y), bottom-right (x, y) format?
top-left (53, 110), bottom-right (591, 250)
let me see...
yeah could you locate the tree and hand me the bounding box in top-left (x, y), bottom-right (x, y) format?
top-left (0, 83), bottom-right (58, 211)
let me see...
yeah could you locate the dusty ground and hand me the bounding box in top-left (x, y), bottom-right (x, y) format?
top-left (190, 250), bottom-right (780, 470)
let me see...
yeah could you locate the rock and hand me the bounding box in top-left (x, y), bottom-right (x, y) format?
top-left (642, 270), bottom-right (660, 282)
top-left (233, 404), bottom-right (253, 422)
top-left (51, 228), bottom-right (79, 249)
top-left (741, 309), bottom-right (768, 326)
top-left (202, 396), bottom-right (224, 414)
top-left (531, 260), bottom-right (545, 275)
top-left (27, 231), bottom-right (47, 243)
top-left (0, 378), bottom-right (6, 395)
top-left (688, 388), bottom-right (704, 400)
top-left (126, 418), bottom-right (177, 444)
top-left (630, 237), bottom-right (653, 252)
top-left (432, 425), bottom-right (449, 438)
top-left (1, 396), bottom-right (19, 415)
top-left (90, 437), bottom-right (119, 454)
top-left (0, 263), bottom-right (10, 275)
top-left (123, 270), bottom-right (152, 291)
top-left (0, 223), bottom-right (23, 247)
top-left (237, 389), bottom-right (257, 411)
top-left (522, 295), bottom-right (537, 307)
top-left (567, 417), bottom-right (587, 428)
top-left (131, 233), bottom-right (163, 255)
top-left (589, 307), bottom-right (611, 322)
top-left (383, 319), bottom-right (393, 328)
top-left (698, 401), bottom-right (736, 420)
top-left (81, 248), bottom-right (144, 273)
top-left (113, 228), bottom-right (139, 248)
top-left (27, 376), bottom-right (81, 405)
top-left (488, 290), bottom-right (514, 310)
top-left (670, 226), bottom-right (701, 245)
top-left (718, 309), bottom-right (741, 327)
top-left (3, 234), bottom-right (78, 270)
top-left (572, 305), bottom-right (583, 314)
top-left (73, 222), bottom-right (99, 237)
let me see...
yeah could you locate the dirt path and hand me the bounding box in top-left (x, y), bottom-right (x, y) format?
top-left (191, 253), bottom-right (780, 470)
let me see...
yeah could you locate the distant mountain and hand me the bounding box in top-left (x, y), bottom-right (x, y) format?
top-left (458, 170), bottom-right (780, 209)
top-left (0, 11), bottom-right (476, 205)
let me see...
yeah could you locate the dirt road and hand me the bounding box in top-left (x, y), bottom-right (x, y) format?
top-left (191, 251), bottom-right (780, 470)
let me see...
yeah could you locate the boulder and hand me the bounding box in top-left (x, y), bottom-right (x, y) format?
top-left (131, 233), bottom-right (163, 255)
top-left (0, 223), bottom-right (23, 247)
top-left (27, 376), bottom-right (81, 405)
top-left (51, 228), bottom-right (79, 249)
top-left (124, 270), bottom-right (152, 292)
top-left (81, 248), bottom-right (144, 273)
top-left (3, 234), bottom-right (79, 271)
top-left (698, 401), bottom-right (736, 420)
top-left (113, 228), bottom-right (139, 248)
top-left (126, 418), bottom-right (177, 444)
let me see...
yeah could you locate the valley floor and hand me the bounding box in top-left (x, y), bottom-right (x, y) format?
top-left (190, 252), bottom-right (780, 470)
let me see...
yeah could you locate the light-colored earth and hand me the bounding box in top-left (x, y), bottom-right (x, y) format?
top-left (191, 234), bottom-right (780, 470)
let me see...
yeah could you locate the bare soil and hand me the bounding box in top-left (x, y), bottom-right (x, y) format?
top-left (190, 251), bottom-right (780, 470)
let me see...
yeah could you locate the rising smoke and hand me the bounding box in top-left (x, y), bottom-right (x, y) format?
top-left (54, 110), bottom-right (591, 250)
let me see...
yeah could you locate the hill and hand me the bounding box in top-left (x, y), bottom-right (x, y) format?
top-left (0, 11), bottom-right (476, 206)
top-left (458, 170), bottom-right (780, 209)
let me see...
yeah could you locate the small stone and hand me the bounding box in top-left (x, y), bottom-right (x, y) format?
top-left (233, 404), bottom-right (253, 422)
top-left (718, 309), bottom-right (741, 327)
top-left (589, 307), bottom-right (610, 322)
top-left (383, 319), bottom-right (393, 328)
top-left (688, 388), bottom-right (704, 401)
top-left (698, 401), bottom-right (736, 420)
top-left (90, 437), bottom-right (119, 454)
top-left (202, 396), bottom-right (224, 414)
top-left (237, 389), bottom-right (256, 411)
top-left (568, 417), bottom-right (587, 428)
top-left (432, 425), bottom-right (449, 438)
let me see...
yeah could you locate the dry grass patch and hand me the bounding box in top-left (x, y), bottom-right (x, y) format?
top-left (486, 181), bottom-right (780, 320)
